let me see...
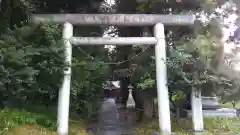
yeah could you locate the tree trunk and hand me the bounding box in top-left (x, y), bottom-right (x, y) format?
top-left (0, 0), bottom-right (2, 11)
top-left (0, 91), bottom-right (4, 108)
top-left (115, 0), bottom-right (141, 106)
top-left (119, 77), bottom-right (130, 106)
top-left (130, 86), bottom-right (143, 122)
top-left (142, 93), bottom-right (154, 119)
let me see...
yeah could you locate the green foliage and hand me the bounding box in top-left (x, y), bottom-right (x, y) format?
top-left (0, 23), bottom-right (64, 106)
top-left (0, 18), bottom-right (108, 120)
top-left (133, 117), bottom-right (240, 135)
top-left (0, 108), bottom-right (56, 134)
top-left (133, 20), bottom-right (227, 94)
top-left (0, 107), bottom-right (89, 135)
top-left (70, 60), bottom-right (108, 119)
top-left (128, 2), bottom-right (233, 110)
top-left (217, 77), bottom-right (240, 107)
top-left (137, 72), bottom-right (155, 90)
top-left (171, 91), bottom-right (186, 106)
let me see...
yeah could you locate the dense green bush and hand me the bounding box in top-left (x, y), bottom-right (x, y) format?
top-left (0, 23), bottom-right (108, 120)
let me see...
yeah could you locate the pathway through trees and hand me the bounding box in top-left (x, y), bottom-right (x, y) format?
top-left (87, 98), bottom-right (133, 135)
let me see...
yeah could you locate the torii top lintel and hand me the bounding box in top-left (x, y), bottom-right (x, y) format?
top-left (30, 14), bottom-right (196, 26)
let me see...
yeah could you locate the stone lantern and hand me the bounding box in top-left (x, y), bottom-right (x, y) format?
top-left (126, 84), bottom-right (135, 108)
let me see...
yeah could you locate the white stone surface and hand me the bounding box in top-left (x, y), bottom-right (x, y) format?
top-left (188, 109), bottom-right (237, 117)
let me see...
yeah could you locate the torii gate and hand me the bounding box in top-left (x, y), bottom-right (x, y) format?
top-left (31, 14), bottom-right (203, 135)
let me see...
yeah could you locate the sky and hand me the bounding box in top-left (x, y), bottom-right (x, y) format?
top-left (106, 0), bottom-right (115, 5)
top-left (218, 2), bottom-right (239, 54)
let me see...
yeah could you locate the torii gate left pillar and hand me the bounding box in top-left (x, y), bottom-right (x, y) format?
top-left (31, 14), bottom-right (197, 135)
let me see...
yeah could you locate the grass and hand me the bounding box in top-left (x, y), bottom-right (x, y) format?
top-left (1, 105), bottom-right (240, 135)
top-left (132, 117), bottom-right (240, 135)
top-left (0, 107), bottom-right (90, 135)
top-left (221, 102), bottom-right (240, 108)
